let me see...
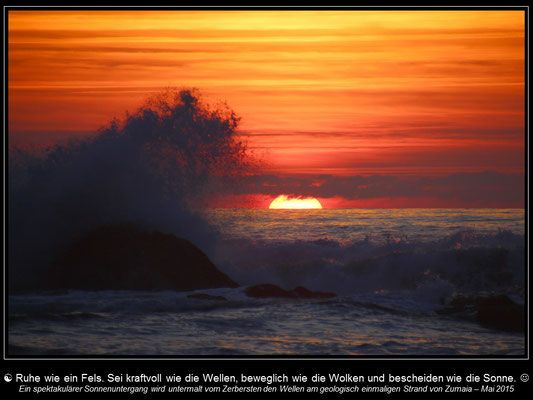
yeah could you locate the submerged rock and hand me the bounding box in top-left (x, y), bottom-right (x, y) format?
top-left (437, 294), bottom-right (524, 333)
top-left (245, 283), bottom-right (336, 299)
top-left (187, 293), bottom-right (228, 301)
top-left (47, 225), bottom-right (239, 291)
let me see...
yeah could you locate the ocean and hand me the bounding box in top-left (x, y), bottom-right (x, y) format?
top-left (8, 208), bottom-right (525, 356)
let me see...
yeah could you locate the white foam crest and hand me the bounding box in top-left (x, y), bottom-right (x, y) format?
top-left (214, 230), bottom-right (525, 298)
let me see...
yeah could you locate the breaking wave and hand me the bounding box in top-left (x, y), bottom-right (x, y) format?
top-left (8, 88), bottom-right (251, 291)
top-left (214, 229), bottom-right (525, 302)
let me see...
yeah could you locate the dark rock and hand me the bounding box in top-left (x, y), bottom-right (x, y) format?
top-left (437, 294), bottom-right (524, 333)
top-left (245, 283), bottom-right (336, 299)
top-left (47, 225), bottom-right (239, 291)
top-left (292, 286), bottom-right (336, 299)
top-left (187, 293), bottom-right (228, 301)
top-left (475, 295), bottom-right (524, 333)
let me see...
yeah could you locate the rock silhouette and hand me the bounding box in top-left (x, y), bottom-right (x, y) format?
top-left (437, 294), bottom-right (524, 333)
top-left (187, 293), bottom-right (228, 301)
top-left (245, 283), bottom-right (336, 299)
top-left (47, 225), bottom-right (238, 291)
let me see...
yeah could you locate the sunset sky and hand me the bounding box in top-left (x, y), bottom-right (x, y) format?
top-left (8, 9), bottom-right (526, 208)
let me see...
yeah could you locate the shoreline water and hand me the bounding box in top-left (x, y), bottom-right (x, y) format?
top-left (7, 208), bottom-right (526, 356)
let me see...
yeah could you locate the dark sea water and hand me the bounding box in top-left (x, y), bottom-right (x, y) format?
top-left (8, 209), bottom-right (525, 356)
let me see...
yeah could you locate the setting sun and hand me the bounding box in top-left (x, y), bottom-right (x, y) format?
top-left (269, 195), bottom-right (323, 209)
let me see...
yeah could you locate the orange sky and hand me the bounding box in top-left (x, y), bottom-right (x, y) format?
top-left (7, 9), bottom-right (526, 207)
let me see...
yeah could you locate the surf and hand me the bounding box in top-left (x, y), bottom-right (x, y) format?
top-left (8, 88), bottom-right (253, 292)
